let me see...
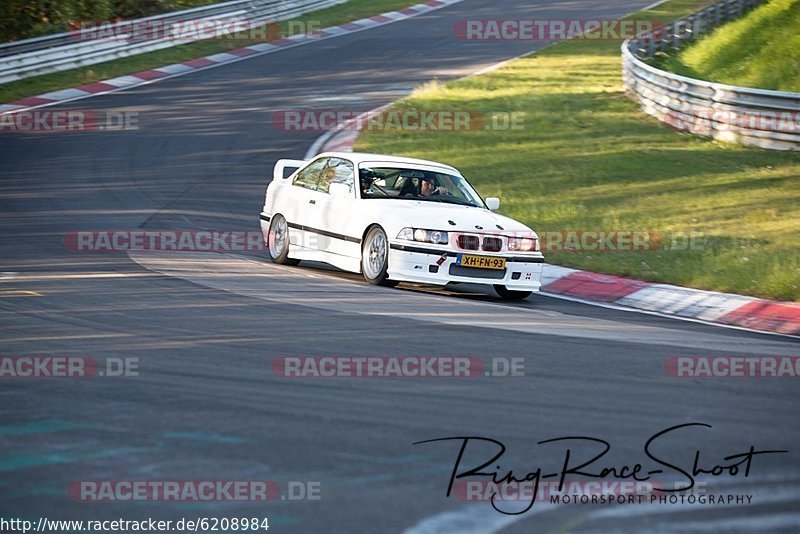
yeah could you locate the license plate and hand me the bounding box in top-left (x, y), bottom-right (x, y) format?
top-left (457, 254), bottom-right (506, 270)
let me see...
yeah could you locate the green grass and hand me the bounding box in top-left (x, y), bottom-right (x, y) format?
top-left (652, 0), bottom-right (800, 91)
top-left (0, 0), bottom-right (418, 104)
top-left (357, 0), bottom-right (800, 301)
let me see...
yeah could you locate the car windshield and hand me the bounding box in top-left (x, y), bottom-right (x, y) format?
top-left (359, 166), bottom-right (485, 208)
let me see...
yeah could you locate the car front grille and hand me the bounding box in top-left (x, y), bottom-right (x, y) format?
top-left (457, 235), bottom-right (480, 250)
top-left (457, 234), bottom-right (506, 252)
top-left (482, 237), bottom-right (503, 252)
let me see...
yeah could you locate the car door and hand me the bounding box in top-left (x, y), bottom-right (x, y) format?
top-left (285, 157), bottom-right (329, 251)
top-left (308, 157), bottom-right (360, 259)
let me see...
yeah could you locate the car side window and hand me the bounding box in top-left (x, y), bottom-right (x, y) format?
top-left (293, 158), bottom-right (329, 190)
top-left (317, 157), bottom-right (355, 194)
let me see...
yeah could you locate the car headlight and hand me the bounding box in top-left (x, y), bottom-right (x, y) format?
top-left (397, 227), bottom-right (448, 245)
top-left (507, 237), bottom-right (537, 252)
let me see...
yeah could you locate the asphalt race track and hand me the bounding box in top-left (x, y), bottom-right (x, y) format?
top-left (1, 0), bottom-right (798, 532)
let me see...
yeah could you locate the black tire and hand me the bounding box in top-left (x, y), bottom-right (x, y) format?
top-left (267, 214), bottom-right (299, 266)
top-left (494, 285), bottom-right (532, 301)
top-left (361, 226), bottom-right (397, 286)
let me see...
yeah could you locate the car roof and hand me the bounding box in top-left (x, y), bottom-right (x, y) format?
top-left (316, 152), bottom-right (459, 173)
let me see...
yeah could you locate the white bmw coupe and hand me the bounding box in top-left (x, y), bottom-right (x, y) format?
top-left (259, 152), bottom-right (544, 300)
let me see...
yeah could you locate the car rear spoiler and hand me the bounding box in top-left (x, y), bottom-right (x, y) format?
top-left (274, 159), bottom-right (306, 181)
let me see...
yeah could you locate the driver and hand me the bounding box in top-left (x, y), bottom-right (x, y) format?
top-left (359, 169), bottom-right (376, 196)
top-left (360, 175), bottom-right (371, 196)
top-left (420, 176), bottom-right (449, 196)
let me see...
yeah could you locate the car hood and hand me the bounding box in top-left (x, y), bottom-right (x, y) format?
top-left (366, 200), bottom-right (535, 236)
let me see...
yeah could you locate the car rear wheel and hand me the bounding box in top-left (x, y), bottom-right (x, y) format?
top-left (494, 285), bottom-right (532, 301)
top-left (267, 214), bottom-right (299, 265)
top-left (362, 227), bottom-right (397, 286)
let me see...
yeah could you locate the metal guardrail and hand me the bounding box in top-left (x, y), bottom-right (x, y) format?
top-left (622, 0), bottom-right (800, 151)
top-left (0, 0), bottom-right (347, 84)
top-left (628, 0), bottom-right (763, 59)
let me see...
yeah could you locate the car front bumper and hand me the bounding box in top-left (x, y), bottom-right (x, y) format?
top-left (387, 243), bottom-right (544, 291)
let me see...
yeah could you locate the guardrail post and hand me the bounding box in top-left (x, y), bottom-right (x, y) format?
top-left (693, 11), bottom-right (704, 38)
top-left (646, 37), bottom-right (655, 58)
top-left (661, 23), bottom-right (672, 53)
top-left (672, 20), bottom-right (681, 49)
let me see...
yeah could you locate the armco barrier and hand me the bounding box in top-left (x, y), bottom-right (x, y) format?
top-left (0, 0), bottom-right (346, 84)
top-left (622, 0), bottom-right (799, 151)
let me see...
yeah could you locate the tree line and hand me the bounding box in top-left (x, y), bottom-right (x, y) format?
top-left (1, 0), bottom-right (220, 42)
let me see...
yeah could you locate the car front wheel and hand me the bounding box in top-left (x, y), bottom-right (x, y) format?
top-left (361, 226), bottom-right (397, 286)
top-left (267, 214), bottom-right (299, 265)
top-left (494, 285), bottom-right (532, 301)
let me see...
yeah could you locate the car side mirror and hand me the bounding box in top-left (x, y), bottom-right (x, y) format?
top-left (485, 197), bottom-right (500, 211)
top-left (328, 182), bottom-right (352, 198)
